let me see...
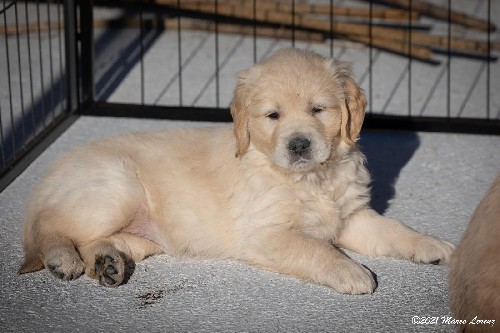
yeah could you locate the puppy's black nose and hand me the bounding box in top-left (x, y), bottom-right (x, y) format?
top-left (288, 137), bottom-right (311, 155)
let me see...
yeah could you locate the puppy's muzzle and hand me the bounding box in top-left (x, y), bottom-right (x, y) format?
top-left (288, 136), bottom-right (311, 160)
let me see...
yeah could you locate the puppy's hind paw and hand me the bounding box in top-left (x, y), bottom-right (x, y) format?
top-left (46, 256), bottom-right (85, 281)
top-left (43, 245), bottom-right (85, 281)
top-left (95, 254), bottom-right (125, 287)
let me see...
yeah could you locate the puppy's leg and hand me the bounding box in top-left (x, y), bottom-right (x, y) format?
top-left (337, 209), bottom-right (454, 264)
top-left (78, 233), bottom-right (163, 287)
top-left (245, 230), bottom-right (376, 294)
top-left (37, 235), bottom-right (85, 281)
top-left (19, 151), bottom-right (155, 285)
top-left (19, 212), bottom-right (85, 280)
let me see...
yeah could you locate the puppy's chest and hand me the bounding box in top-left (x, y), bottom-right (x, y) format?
top-left (293, 180), bottom-right (344, 241)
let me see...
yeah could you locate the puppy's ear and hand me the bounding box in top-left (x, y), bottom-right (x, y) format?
top-left (230, 71), bottom-right (251, 158)
top-left (332, 61), bottom-right (367, 145)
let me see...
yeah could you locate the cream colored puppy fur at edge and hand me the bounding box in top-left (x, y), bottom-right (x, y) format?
top-left (449, 175), bottom-right (500, 332)
top-left (19, 48), bottom-right (454, 294)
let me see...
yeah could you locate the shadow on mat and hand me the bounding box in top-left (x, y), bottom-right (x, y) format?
top-left (358, 131), bottom-right (421, 215)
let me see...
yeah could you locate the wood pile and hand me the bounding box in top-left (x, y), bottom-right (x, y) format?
top-left (2, 0), bottom-right (497, 62)
top-left (151, 0), bottom-right (497, 62)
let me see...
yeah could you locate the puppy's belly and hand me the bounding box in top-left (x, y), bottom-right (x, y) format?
top-left (130, 177), bottom-right (239, 257)
top-left (121, 206), bottom-right (165, 250)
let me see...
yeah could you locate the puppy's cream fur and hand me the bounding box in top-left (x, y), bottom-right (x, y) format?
top-left (19, 48), bottom-right (454, 294)
top-left (449, 175), bottom-right (500, 332)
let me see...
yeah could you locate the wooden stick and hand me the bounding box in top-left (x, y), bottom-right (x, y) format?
top-left (4, 1), bottom-right (496, 55)
top-left (159, 0), bottom-right (420, 21)
top-left (396, 34), bottom-right (499, 54)
top-left (332, 21), bottom-right (499, 54)
top-left (345, 35), bottom-right (432, 61)
top-left (368, 0), bottom-right (496, 32)
top-left (131, 0), bottom-right (498, 55)
top-left (0, 21), bottom-right (63, 35)
top-left (157, 0), bottom-right (434, 59)
top-left (162, 18), bottom-right (325, 42)
top-left (244, 10), bottom-right (496, 55)
top-left (183, 1), bottom-right (424, 59)
top-left (0, 17), bottom-right (324, 43)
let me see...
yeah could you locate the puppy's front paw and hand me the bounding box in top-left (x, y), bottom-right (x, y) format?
top-left (409, 235), bottom-right (455, 265)
top-left (329, 259), bottom-right (376, 295)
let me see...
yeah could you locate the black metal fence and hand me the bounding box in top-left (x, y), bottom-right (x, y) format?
top-left (1, 0), bottom-right (499, 191)
top-left (0, 0), bottom-right (80, 191)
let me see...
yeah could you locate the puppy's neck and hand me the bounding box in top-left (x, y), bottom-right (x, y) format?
top-left (291, 170), bottom-right (327, 185)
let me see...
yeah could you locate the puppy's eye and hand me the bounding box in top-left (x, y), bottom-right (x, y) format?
top-left (312, 106), bottom-right (324, 114)
top-left (267, 112), bottom-right (280, 120)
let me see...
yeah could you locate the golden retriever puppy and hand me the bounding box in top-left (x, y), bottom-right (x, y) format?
top-left (19, 48), bottom-right (454, 294)
top-left (449, 175), bottom-right (499, 332)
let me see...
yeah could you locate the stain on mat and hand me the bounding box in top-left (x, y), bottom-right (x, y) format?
top-left (138, 289), bottom-right (166, 308)
top-left (137, 280), bottom-right (195, 308)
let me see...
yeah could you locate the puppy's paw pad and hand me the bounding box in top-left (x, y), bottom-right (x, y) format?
top-left (95, 254), bottom-right (124, 287)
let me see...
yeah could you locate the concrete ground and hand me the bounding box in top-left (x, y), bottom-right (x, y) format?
top-left (1, 0), bottom-right (499, 332)
top-left (0, 116), bottom-right (499, 332)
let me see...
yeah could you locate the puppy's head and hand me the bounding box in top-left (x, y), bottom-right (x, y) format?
top-left (230, 48), bottom-right (366, 173)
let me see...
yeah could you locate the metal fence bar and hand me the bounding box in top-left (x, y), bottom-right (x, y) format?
top-left (329, 0), bottom-right (334, 57)
top-left (408, 0), bottom-right (413, 118)
top-left (0, 1), bottom-right (14, 15)
top-left (214, 0), bottom-right (220, 108)
top-left (57, 0), bottom-right (64, 116)
top-left (0, 0), bottom-right (80, 192)
top-left (3, 0), bottom-right (15, 160)
top-left (14, 1), bottom-right (26, 144)
top-left (291, 0), bottom-right (295, 48)
top-left (139, 0), bottom-right (145, 105)
top-left (46, 0), bottom-right (55, 121)
top-left (176, 0), bottom-right (183, 106)
top-left (80, 0), bottom-right (94, 108)
top-left (25, 0), bottom-right (37, 136)
top-left (447, 0), bottom-right (451, 118)
top-left (487, 0), bottom-right (491, 119)
top-left (85, 101), bottom-right (500, 135)
top-left (368, 0), bottom-right (373, 117)
top-left (253, 0), bottom-right (257, 64)
top-left (64, 0), bottom-right (78, 112)
top-left (35, 0), bottom-right (47, 129)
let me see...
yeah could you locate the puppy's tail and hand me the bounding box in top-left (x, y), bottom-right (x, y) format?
top-left (18, 254), bottom-right (44, 274)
